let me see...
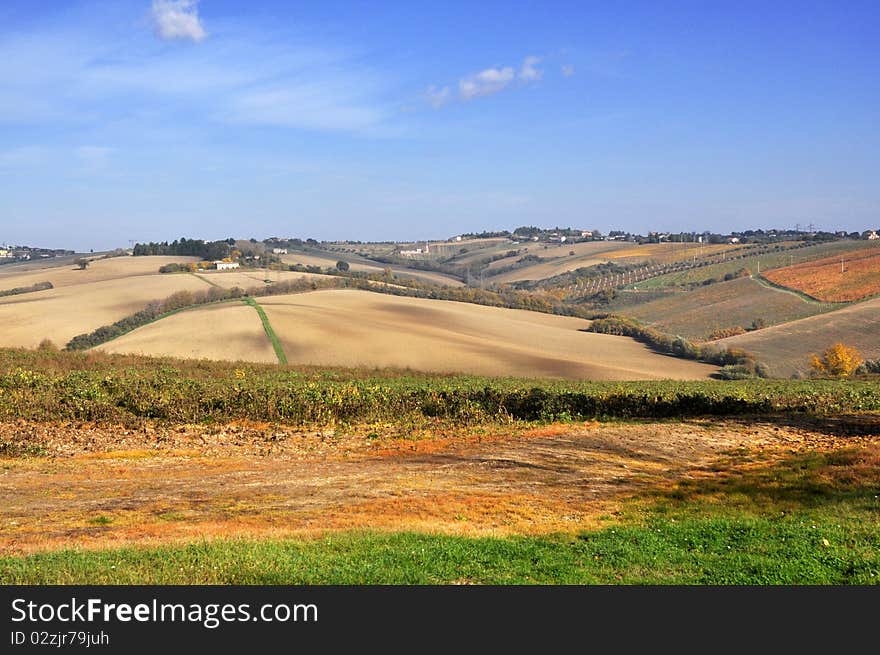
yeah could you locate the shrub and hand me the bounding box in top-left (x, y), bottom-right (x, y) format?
top-left (707, 326), bottom-right (746, 340)
top-left (0, 281), bottom-right (53, 298)
top-left (810, 343), bottom-right (864, 377)
top-left (158, 263), bottom-right (192, 274)
top-left (856, 359), bottom-right (880, 375)
top-left (37, 339), bottom-right (58, 352)
top-left (336, 260), bottom-right (350, 272)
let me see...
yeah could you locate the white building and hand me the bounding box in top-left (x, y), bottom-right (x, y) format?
top-left (272, 248), bottom-right (288, 254)
top-left (214, 261), bottom-right (240, 271)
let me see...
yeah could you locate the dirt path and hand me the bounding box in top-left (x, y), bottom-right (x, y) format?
top-left (0, 420), bottom-right (870, 554)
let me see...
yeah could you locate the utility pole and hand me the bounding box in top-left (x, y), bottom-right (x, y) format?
top-left (841, 257), bottom-right (844, 274)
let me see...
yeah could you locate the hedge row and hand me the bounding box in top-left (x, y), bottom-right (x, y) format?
top-left (0, 280), bottom-right (53, 297)
top-left (586, 315), bottom-right (768, 378)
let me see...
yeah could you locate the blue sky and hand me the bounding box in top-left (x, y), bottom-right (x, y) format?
top-left (1, 1), bottom-right (878, 251)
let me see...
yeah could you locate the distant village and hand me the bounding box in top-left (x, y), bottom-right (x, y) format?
top-left (3, 225), bottom-right (878, 266)
top-left (0, 244), bottom-right (74, 264)
top-left (391, 225), bottom-right (880, 259)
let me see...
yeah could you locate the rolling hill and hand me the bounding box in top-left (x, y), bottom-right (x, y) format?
top-left (713, 297), bottom-right (880, 377)
top-left (616, 276), bottom-right (836, 340)
top-left (100, 289), bottom-right (718, 380)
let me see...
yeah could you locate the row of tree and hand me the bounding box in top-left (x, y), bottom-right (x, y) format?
top-left (132, 238), bottom-right (235, 260)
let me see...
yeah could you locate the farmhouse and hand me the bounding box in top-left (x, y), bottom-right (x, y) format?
top-left (865, 230), bottom-right (879, 240)
top-left (214, 261), bottom-right (240, 271)
top-left (272, 247), bottom-right (288, 254)
top-left (399, 244), bottom-right (430, 257)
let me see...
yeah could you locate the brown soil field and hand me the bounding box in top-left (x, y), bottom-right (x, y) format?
top-left (258, 290), bottom-right (715, 379)
top-left (763, 247), bottom-right (880, 302)
top-left (97, 302), bottom-right (278, 363)
top-left (192, 269), bottom-right (332, 290)
top-left (0, 270), bottom-right (208, 349)
top-left (715, 296), bottom-right (880, 377)
top-left (281, 252), bottom-right (463, 287)
top-left (1, 418), bottom-right (872, 554)
top-left (488, 242), bottom-right (737, 284)
top-left (620, 277), bottom-right (833, 340)
top-left (91, 290), bottom-right (717, 379)
top-left (0, 255), bottom-right (199, 292)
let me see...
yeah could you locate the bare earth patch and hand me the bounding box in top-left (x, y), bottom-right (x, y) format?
top-left (2, 419), bottom-right (875, 554)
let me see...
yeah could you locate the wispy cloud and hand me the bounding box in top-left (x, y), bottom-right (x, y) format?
top-left (561, 64), bottom-right (575, 77)
top-left (519, 56), bottom-right (543, 82)
top-left (151, 0), bottom-right (207, 43)
top-left (425, 85), bottom-right (451, 108)
top-left (0, 10), bottom-right (392, 135)
top-left (427, 56), bottom-right (547, 107)
top-left (227, 83), bottom-right (388, 132)
top-left (459, 66), bottom-right (515, 100)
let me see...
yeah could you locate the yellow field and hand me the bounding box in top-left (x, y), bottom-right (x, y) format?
top-left (257, 290), bottom-right (715, 379)
top-left (98, 303), bottom-right (278, 363)
top-left (0, 257), bottom-right (207, 348)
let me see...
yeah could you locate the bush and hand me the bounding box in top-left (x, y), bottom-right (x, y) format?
top-left (856, 359), bottom-right (880, 375)
top-left (707, 326), bottom-right (746, 340)
top-left (810, 343), bottom-right (864, 377)
top-left (336, 260), bottom-right (350, 272)
top-left (0, 281), bottom-right (53, 298)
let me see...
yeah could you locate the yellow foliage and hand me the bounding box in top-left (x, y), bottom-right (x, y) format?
top-left (810, 343), bottom-right (863, 377)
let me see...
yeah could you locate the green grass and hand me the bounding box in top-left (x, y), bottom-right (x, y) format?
top-left (243, 297), bottom-right (288, 365)
top-left (3, 448), bottom-right (877, 584)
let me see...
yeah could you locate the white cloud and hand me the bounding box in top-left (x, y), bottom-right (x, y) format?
top-left (561, 64), bottom-right (575, 77)
top-left (425, 85), bottom-right (451, 108)
top-left (459, 66), bottom-right (515, 100)
top-left (519, 56), bottom-right (543, 82)
top-left (151, 0), bottom-right (207, 43)
top-left (427, 56), bottom-right (545, 107)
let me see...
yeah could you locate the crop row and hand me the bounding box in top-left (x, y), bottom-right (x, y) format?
top-left (1, 362), bottom-right (878, 427)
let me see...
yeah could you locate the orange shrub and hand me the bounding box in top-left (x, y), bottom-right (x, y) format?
top-left (810, 343), bottom-right (864, 377)
top-left (707, 326), bottom-right (747, 340)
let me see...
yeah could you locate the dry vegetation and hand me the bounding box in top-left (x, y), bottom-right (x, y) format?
top-left (3, 417), bottom-right (870, 554)
top-left (763, 247), bottom-right (880, 302)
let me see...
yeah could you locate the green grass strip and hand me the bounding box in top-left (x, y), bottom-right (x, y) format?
top-left (191, 272), bottom-right (222, 288)
top-left (1, 512), bottom-right (877, 584)
top-left (244, 296), bottom-right (288, 365)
